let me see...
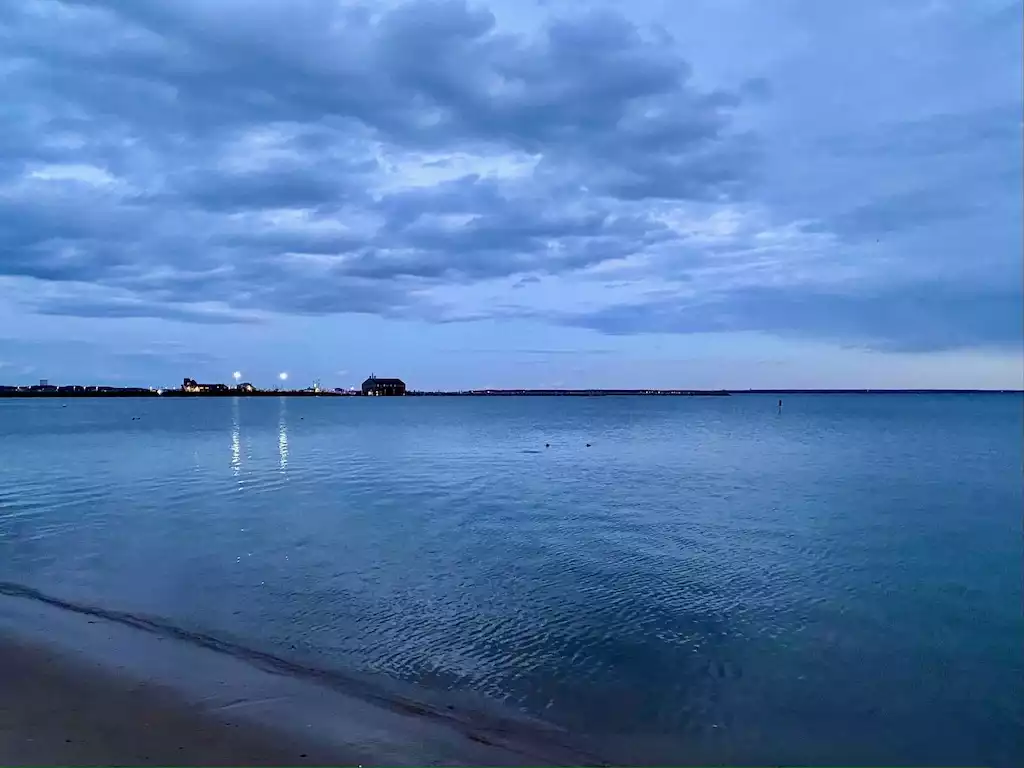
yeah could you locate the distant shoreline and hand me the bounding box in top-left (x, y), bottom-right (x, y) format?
top-left (0, 388), bottom-right (1019, 398)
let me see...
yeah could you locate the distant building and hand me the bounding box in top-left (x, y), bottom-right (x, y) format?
top-left (361, 374), bottom-right (406, 396)
top-left (236, 382), bottom-right (256, 393)
top-left (182, 377), bottom-right (230, 394)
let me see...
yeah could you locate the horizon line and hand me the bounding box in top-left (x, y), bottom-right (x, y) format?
top-left (1, 383), bottom-right (1021, 395)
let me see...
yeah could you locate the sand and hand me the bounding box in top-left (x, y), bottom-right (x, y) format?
top-left (0, 588), bottom-right (607, 767)
top-left (0, 638), bottom-right (341, 766)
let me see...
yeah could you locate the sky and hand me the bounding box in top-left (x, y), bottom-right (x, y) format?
top-left (0, 0), bottom-right (1021, 391)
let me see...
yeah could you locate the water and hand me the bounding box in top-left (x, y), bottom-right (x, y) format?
top-left (1, 394), bottom-right (1021, 765)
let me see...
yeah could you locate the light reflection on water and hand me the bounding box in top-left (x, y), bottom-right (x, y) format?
top-left (231, 397), bottom-right (241, 480)
top-left (278, 398), bottom-right (288, 473)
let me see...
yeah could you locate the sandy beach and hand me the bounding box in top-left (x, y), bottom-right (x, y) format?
top-left (0, 638), bottom-right (343, 766)
top-left (0, 588), bottom-right (606, 767)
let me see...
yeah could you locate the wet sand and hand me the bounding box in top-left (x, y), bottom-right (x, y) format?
top-left (0, 638), bottom-right (342, 766)
top-left (0, 590), bottom-right (607, 767)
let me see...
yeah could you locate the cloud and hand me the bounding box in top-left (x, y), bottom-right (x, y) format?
top-left (0, 0), bottom-right (1019, 359)
top-left (32, 296), bottom-right (264, 325)
top-left (0, 0), bottom-right (759, 324)
top-left (563, 281), bottom-right (1024, 353)
top-left (824, 105), bottom-right (1022, 161)
top-left (827, 189), bottom-right (983, 238)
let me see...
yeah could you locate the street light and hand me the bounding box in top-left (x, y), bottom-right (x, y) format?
top-left (279, 372), bottom-right (288, 382)
top-left (233, 371), bottom-right (242, 383)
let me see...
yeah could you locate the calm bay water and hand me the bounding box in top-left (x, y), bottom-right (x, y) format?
top-left (1, 394), bottom-right (1021, 765)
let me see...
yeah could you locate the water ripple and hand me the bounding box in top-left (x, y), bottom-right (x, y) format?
top-left (0, 395), bottom-right (1021, 766)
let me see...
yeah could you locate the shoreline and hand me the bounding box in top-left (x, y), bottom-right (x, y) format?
top-left (0, 388), bottom-right (1019, 399)
top-left (0, 585), bottom-right (608, 767)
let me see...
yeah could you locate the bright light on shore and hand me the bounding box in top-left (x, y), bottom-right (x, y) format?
top-left (233, 371), bottom-right (241, 381)
top-left (279, 372), bottom-right (289, 381)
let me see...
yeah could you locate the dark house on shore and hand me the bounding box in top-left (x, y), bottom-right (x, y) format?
top-left (361, 374), bottom-right (406, 396)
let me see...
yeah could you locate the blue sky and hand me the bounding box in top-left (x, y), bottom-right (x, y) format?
top-left (1, 0), bottom-right (1021, 390)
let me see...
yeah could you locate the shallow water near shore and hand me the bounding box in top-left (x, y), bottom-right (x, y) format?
top-left (1, 394), bottom-right (1021, 765)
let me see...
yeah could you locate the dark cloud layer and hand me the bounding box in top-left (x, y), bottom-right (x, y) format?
top-left (32, 297), bottom-right (262, 325)
top-left (0, 0), bottom-right (1020, 353)
top-left (2, 0), bottom-right (754, 317)
top-left (565, 282), bottom-right (1024, 353)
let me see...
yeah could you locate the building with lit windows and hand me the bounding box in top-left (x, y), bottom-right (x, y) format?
top-left (361, 375), bottom-right (406, 396)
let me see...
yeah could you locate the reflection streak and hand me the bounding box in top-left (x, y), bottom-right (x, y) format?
top-left (278, 398), bottom-right (289, 472)
top-left (231, 397), bottom-right (241, 482)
